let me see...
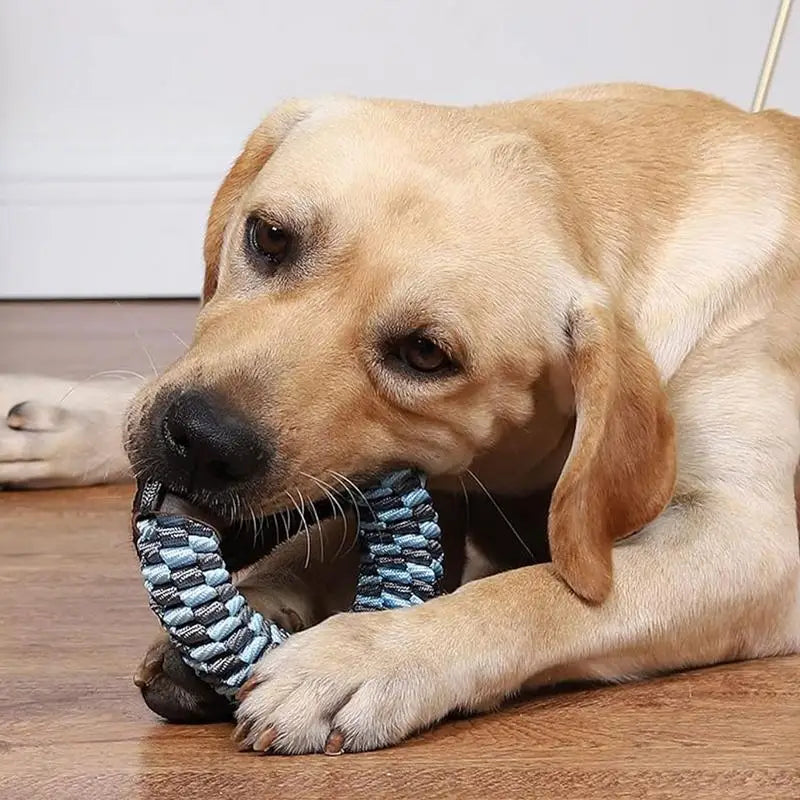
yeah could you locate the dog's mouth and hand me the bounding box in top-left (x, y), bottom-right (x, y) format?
top-left (136, 482), bottom-right (338, 573)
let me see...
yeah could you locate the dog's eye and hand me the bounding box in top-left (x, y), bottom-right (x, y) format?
top-left (389, 334), bottom-right (453, 375)
top-left (246, 216), bottom-right (291, 266)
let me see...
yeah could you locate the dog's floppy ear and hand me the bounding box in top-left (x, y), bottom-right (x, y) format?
top-left (201, 99), bottom-right (315, 304)
top-left (548, 304), bottom-right (676, 604)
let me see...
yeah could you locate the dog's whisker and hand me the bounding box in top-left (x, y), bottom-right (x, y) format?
top-left (221, 491), bottom-right (247, 529)
top-left (133, 329), bottom-right (160, 379)
top-left (329, 470), bottom-right (372, 509)
top-left (300, 473), bottom-right (331, 560)
top-left (57, 369), bottom-right (146, 407)
top-left (466, 469), bottom-right (535, 562)
top-left (297, 488), bottom-right (314, 569)
top-left (300, 471), bottom-right (351, 561)
top-left (321, 484), bottom-right (350, 560)
top-left (296, 487), bottom-right (312, 565)
top-left (246, 500), bottom-right (260, 543)
top-left (245, 498), bottom-right (271, 557)
top-left (170, 330), bottom-right (190, 350)
top-left (127, 453), bottom-right (159, 479)
top-left (308, 491), bottom-right (325, 563)
top-left (111, 298), bottom-right (183, 372)
top-left (321, 487), bottom-right (353, 560)
top-left (298, 491), bottom-right (313, 570)
top-left (458, 474), bottom-right (471, 529)
top-left (234, 495), bottom-right (246, 527)
top-left (285, 489), bottom-right (312, 569)
top-left (328, 472), bottom-right (364, 555)
top-left (329, 470), bottom-right (370, 515)
top-left (328, 472), bottom-right (356, 510)
top-left (281, 508), bottom-right (291, 543)
top-left (299, 471), bottom-right (335, 511)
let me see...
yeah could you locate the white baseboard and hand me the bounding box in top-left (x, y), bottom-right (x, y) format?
top-left (0, 177), bottom-right (219, 298)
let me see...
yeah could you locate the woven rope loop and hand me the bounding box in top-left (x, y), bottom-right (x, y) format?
top-left (133, 468), bottom-right (442, 699)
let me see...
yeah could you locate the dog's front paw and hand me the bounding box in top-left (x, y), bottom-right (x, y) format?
top-left (0, 374), bottom-right (134, 488)
top-left (233, 606), bottom-right (478, 754)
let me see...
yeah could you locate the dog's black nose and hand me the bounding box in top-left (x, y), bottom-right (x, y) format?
top-left (162, 391), bottom-right (264, 489)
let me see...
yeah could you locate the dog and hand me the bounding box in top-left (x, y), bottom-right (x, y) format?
top-left (2, 83), bottom-right (799, 755)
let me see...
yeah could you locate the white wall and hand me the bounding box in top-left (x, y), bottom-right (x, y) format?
top-left (1, 0), bottom-right (796, 298)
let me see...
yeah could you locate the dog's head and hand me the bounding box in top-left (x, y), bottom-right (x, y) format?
top-left (126, 97), bottom-right (675, 602)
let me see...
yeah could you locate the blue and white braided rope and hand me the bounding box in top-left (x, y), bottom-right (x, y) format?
top-left (353, 469), bottom-right (444, 611)
top-left (133, 468), bottom-right (442, 701)
top-left (136, 513), bottom-right (288, 697)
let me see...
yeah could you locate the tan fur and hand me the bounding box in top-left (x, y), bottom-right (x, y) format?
top-left (549, 305), bottom-right (676, 602)
top-left (136, 85), bottom-right (800, 754)
top-left (3, 82), bottom-right (799, 754)
top-left (120, 86), bottom-right (800, 750)
top-left (202, 100), bottom-right (315, 303)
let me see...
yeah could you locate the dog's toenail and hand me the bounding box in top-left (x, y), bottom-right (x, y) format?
top-left (6, 403), bottom-right (28, 429)
top-left (254, 727), bottom-right (277, 752)
top-left (232, 721), bottom-right (253, 747)
top-left (133, 651), bottom-right (165, 688)
top-left (236, 676), bottom-right (260, 702)
top-left (324, 729), bottom-right (345, 755)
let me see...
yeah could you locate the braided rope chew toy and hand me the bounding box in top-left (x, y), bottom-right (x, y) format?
top-left (133, 469), bottom-right (443, 700)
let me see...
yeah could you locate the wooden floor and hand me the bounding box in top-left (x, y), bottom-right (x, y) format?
top-left (0, 301), bottom-right (798, 800)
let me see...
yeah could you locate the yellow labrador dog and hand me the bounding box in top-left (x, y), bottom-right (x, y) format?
top-left (2, 84), bottom-right (799, 754)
